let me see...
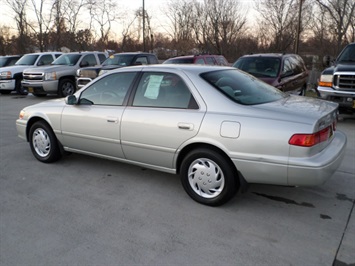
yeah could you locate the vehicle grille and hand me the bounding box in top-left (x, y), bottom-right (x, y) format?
top-left (23, 72), bottom-right (44, 81)
top-left (333, 73), bottom-right (355, 91)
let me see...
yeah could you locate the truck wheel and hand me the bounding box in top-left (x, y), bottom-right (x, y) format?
top-left (15, 79), bottom-right (28, 95)
top-left (58, 79), bottom-right (75, 97)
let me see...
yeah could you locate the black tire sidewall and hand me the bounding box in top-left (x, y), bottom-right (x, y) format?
top-left (58, 79), bottom-right (75, 97)
top-left (180, 148), bottom-right (238, 206)
top-left (29, 121), bottom-right (61, 163)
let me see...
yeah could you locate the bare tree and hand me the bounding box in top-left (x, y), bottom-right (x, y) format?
top-left (5, 0), bottom-right (30, 53)
top-left (255, 0), bottom-right (299, 52)
top-left (87, 0), bottom-right (118, 48)
top-left (315, 0), bottom-right (355, 53)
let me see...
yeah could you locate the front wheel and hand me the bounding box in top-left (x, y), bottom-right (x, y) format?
top-left (180, 148), bottom-right (239, 206)
top-left (58, 79), bottom-right (75, 97)
top-left (29, 121), bottom-right (62, 163)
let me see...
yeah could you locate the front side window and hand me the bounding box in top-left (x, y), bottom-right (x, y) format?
top-left (81, 54), bottom-right (97, 66)
top-left (202, 69), bottom-right (285, 105)
top-left (135, 57), bottom-right (148, 65)
top-left (79, 72), bottom-right (136, 106)
top-left (38, 55), bottom-right (54, 65)
top-left (133, 72), bottom-right (197, 109)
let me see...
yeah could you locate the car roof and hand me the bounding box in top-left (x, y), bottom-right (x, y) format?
top-left (239, 53), bottom-right (297, 59)
top-left (110, 63), bottom-right (234, 74)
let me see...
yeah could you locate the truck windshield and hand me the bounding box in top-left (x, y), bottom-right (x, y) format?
top-left (337, 45), bottom-right (355, 62)
top-left (52, 54), bottom-right (81, 66)
top-left (15, 55), bottom-right (39, 66)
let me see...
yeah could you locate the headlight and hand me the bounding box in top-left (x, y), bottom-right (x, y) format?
top-left (318, 74), bottom-right (332, 87)
top-left (98, 69), bottom-right (108, 76)
top-left (44, 72), bottom-right (57, 81)
top-left (19, 110), bottom-right (25, 119)
top-left (0, 71), bottom-right (12, 79)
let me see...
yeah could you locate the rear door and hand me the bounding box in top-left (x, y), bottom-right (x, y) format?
top-left (120, 70), bottom-right (206, 169)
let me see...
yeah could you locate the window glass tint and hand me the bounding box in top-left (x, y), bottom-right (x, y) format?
top-left (195, 58), bottom-right (206, 64)
top-left (133, 72), bottom-right (197, 109)
top-left (98, 54), bottom-right (107, 63)
top-left (82, 54), bottom-right (97, 66)
top-left (15, 54), bottom-right (39, 65)
top-left (163, 58), bottom-right (194, 64)
top-left (79, 72), bottom-right (136, 106)
top-left (337, 44), bottom-right (355, 62)
top-left (205, 57), bottom-right (216, 65)
top-left (135, 57), bottom-right (148, 65)
top-left (282, 58), bottom-right (293, 76)
top-left (103, 54), bottom-right (135, 66)
top-left (201, 69), bottom-right (285, 105)
top-left (233, 57), bottom-right (281, 78)
top-left (38, 55), bottom-right (54, 65)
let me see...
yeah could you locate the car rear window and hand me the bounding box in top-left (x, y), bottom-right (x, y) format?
top-left (233, 57), bottom-right (281, 78)
top-left (164, 58), bottom-right (194, 64)
top-left (201, 69), bottom-right (286, 105)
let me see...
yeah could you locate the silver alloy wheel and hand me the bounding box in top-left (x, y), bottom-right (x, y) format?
top-left (188, 158), bottom-right (225, 199)
top-left (32, 128), bottom-right (51, 157)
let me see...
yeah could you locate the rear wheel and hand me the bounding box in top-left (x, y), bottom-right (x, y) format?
top-left (58, 79), bottom-right (75, 97)
top-left (180, 148), bottom-right (239, 206)
top-left (29, 121), bottom-right (62, 163)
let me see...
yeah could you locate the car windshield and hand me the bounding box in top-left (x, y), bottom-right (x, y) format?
top-left (15, 54), bottom-right (39, 65)
top-left (102, 54), bottom-right (135, 66)
top-left (233, 57), bottom-right (281, 78)
top-left (337, 45), bottom-right (355, 62)
top-left (201, 69), bottom-right (286, 105)
top-left (0, 58), bottom-right (8, 67)
top-left (163, 58), bottom-right (194, 64)
top-left (52, 54), bottom-right (81, 65)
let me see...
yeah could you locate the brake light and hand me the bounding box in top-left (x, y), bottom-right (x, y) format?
top-left (289, 126), bottom-right (332, 147)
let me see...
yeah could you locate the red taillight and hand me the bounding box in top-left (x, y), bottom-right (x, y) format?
top-left (289, 126), bottom-right (332, 147)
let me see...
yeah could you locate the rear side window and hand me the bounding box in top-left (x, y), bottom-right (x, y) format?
top-left (133, 72), bottom-right (198, 109)
top-left (98, 54), bottom-right (107, 63)
top-left (201, 69), bottom-right (285, 105)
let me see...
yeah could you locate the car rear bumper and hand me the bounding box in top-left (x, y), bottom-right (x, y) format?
top-left (287, 130), bottom-right (347, 186)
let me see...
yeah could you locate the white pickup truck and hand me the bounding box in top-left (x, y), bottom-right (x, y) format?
top-left (0, 52), bottom-right (62, 95)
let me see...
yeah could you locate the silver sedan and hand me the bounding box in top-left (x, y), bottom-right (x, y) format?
top-left (16, 65), bottom-right (347, 206)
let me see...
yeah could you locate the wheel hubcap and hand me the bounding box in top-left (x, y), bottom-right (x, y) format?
top-left (188, 158), bottom-right (225, 199)
top-left (62, 82), bottom-right (74, 96)
top-left (32, 128), bottom-right (51, 157)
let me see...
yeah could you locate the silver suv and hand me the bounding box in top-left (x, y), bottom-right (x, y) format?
top-left (22, 52), bottom-right (107, 97)
top-left (0, 52), bottom-right (61, 95)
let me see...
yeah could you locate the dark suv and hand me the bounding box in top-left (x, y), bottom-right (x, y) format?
top-left (317, 43), bottom-right (355, 112)
top-left (163, 54), bottom-right (229, 66)
top-left (232, 53), bottom-right (308, 95)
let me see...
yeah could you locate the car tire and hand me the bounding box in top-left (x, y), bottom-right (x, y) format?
top-left (299, 84), bottom-right (307, 96)
top-left (15, 79), bottom-right (28, 95)
top-left (180, 148), bottom-right (239, 206)
top-left (29, 121), bottom-right (62, 163)
top-left (58, 79), bottom-right (75, 97)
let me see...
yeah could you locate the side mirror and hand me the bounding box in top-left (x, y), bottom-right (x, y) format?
top-left (65, 95), bottom-right (78, 105)
top-left (37, 61), bottom-right (44, 66)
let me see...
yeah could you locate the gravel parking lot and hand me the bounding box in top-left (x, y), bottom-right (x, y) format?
top-left (1, 93), bottom-right (354, 266)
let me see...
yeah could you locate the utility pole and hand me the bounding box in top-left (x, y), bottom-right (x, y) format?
top-left (295, 0), bottom-right (304, 54)
top-left (143, 0), bottom-right (146, 52)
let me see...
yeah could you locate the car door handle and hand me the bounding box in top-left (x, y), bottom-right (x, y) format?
top-left (107, 117), bottom-right (118, 123)
top-left (178, 123), bottom-right (193, 130)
